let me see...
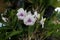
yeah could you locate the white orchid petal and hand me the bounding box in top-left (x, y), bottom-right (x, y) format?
top-left (37, 14), bottom-right (40, 19)
top-left (55, 7), bottom-right (60, 13)
top-left (18, 8), bottom-right (24, 12)
top-left (2, 17), bottom-right (7, 22)
top-left (28, 11), bottom-right (32, 15)
top-left (42, 24), bottom-right (44, 28)
top-left (40, 17), bottom-right (46, 28)
top-left (34, 11), bottom-right (38, 17)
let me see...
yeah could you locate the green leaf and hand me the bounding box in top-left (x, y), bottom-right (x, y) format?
top-left (28, 26), bottom-right (35, 35)
top-left (52, 0), bottom-right (60, 7)
top-left (5, 30), bottom-right (22, 40)
top-left (43, 31), bottom-right (54, 39)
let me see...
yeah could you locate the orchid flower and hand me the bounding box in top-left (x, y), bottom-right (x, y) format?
top-left (16, 8), bottom-right (27, 20)
top-left (23, 11), bottom-right (36, 25)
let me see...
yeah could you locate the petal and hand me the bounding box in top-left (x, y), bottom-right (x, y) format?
top-left (17, 13), bottom-right (24, 20)
top-left (55, 7), bottom-right (60, 12)
top-left (28, 11), bottom-right (32, 15)
top-left (34, 11), bottom-right (38, 17)
top-left (34, 11), bottom-right (38, 15)
top-left (18, 8), bottom-right (24, 12)
top-left (43, 18), bottom-right (46, 21)
top-left (37, 14), bottom-right (40, 19)
top-left (2, 17), bottom-right (7, 22)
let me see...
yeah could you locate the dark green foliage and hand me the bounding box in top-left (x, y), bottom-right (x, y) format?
top-left (0, 0), bottom-right (60, 40)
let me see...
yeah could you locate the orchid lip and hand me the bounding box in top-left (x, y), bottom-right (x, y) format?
top-left (28, 18), bottom-right (32, 22)
top-left (19, 13), bottom-right (24, 16)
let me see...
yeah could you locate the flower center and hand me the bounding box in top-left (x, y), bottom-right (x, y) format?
top-left (28, 18), bottom-right (32, 22)
top-left (20, 13), bottom-right (24, 16)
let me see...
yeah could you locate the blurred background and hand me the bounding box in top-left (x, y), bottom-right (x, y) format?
top-left (0, 0), bottom-right (60, 40)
